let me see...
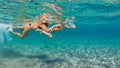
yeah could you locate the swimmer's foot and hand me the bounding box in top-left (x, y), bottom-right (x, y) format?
top-left (9, 29), bottom-right (13, 33)
top-left (9, 26), bottom-right (13, 32)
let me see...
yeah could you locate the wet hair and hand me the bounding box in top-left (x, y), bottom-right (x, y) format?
top-left (44, 22), bottom-right (49, 27)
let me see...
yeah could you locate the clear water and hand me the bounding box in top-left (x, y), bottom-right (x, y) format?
top-left (0, 0), bottom-right (120, 68)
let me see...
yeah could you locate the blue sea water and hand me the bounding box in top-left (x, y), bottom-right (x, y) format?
top-left (0, 0), bottom-right (120, 68)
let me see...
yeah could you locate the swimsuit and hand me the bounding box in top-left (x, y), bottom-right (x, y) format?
top-left (29, 23), bottom-right (32, 27)
top-left (44, 23), bottom-right (49, 27)
top-left (37, 22), bottom-right (49, 30)
top-left (38, 26), bottom-right (42, 29)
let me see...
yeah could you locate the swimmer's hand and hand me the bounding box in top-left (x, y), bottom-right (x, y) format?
top-left (71, 26), bottom-right (76, 28)
top-left (41, 31), bottom-right (52, 38)
top-left (35, 29), bottom-right (42, 31)
top-left (35, 29), bottom-right (52, 38)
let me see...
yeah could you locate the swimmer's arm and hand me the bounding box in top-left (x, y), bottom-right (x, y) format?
top-left (35, 29), bottom-right (42, 32)
top-left (35, 29), bottom-right (52, 38)
top-left (41, 31), bottom-right (52, 38)
top-left (64, 25), bottom-right (75, 29)
top-left (64, 18), bottom-right (76, 28)
top-left (64, 25), bottom-right (72, 28)
top-left (64, 18), bottom-right (69, 24)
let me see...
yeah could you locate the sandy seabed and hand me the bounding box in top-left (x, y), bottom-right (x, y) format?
top-left (0, 43), bottom-right (120, 68)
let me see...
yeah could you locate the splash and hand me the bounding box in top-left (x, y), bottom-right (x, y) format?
top-left (0, 23), bottom-right (13, 43)
top-left (67, 17), bottom-right (76, 28)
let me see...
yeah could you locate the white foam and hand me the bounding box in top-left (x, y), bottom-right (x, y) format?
top-left (67, 17), bottom-right (76, 28)
top-left (0, 23), bottom-right (13, 43)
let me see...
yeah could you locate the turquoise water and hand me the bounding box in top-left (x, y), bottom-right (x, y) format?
top-left (0, 0), bottom-right (120, 68)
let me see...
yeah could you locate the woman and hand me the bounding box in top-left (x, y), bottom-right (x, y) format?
top-left (10, 13), bottom-right (53, 38)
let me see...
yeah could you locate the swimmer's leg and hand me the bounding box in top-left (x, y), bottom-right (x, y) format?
top-left (12, 26), bottom-right (25, 30)
top-left (10, 28), bottom-right (29, 38)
